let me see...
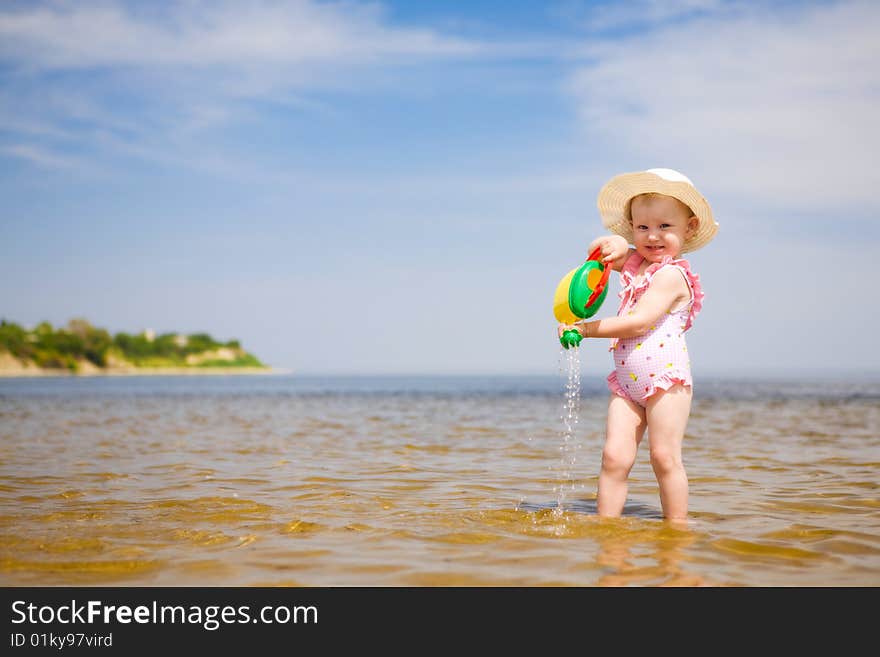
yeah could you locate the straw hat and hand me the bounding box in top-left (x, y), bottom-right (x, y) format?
top-left (596, 168), bottom-right (718, 253)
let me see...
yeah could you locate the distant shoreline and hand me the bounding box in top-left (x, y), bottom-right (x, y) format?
top-left (0, 367), bottom-right (288, 378)
top-left (0, 319), bottom-right (272, 379)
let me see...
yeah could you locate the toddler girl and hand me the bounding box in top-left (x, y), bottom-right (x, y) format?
top-left (557, 168), bottom-right (719, 521)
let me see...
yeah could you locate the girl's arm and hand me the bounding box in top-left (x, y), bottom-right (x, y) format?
top-left (573, 267), bottom-right (690, 340)
top-left (588, 234), bottom-right (633, 271)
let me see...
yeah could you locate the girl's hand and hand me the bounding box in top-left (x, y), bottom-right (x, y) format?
top-left (588, 235), bottom-right (629, 264)
top-left (557, 323), bottom-right (586, 339)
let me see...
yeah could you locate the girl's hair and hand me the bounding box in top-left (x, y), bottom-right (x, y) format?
top-left (625, 193), bottom-right (695, 222)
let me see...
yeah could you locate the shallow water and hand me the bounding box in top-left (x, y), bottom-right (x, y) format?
top-left (0, 373), bottom-right (878, 586)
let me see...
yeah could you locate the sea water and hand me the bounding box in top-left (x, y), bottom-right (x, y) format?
top-left (1, 373), bottom-right (878, 586)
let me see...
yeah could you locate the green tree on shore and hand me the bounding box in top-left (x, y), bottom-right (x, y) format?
top-left (0, 318), bottom-right (265, 371)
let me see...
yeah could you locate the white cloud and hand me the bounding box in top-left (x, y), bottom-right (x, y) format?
top-left (567, 0), bottom-right (880, 212)
top-left (0, 0), bottom-right (494, 173)
top-left (2, 143), bottom-right (83, 170)
top-left (0, 0), bottom-right (481, 71)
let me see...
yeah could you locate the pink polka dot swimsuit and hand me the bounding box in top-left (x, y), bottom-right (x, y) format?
top-left (606, 252), bottom-right (704, 407)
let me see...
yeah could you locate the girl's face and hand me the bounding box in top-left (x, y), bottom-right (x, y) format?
top-left (630, 194), bottom-right (699, 263)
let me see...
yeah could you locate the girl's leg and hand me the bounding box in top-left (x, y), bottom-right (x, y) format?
top-left (645, 384), bottom-right (692, 521)
top-left (597, 394), bottom-right (646, 517)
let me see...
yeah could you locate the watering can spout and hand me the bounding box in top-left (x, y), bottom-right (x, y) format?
top-left (560, 329), bottom-right (583, 350)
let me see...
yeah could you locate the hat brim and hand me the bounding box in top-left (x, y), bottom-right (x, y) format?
top-left (596, 171), bottom-right (718, 253)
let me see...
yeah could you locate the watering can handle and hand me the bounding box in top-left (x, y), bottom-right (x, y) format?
top-left (585, 247), bottom-right (612, 311)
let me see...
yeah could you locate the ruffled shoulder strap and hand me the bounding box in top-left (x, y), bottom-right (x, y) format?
top-left (618, 250), bottom-right (644, 290)
top-left (643, 256), bottom-right (704, 331)
top-left (609, 253), bottom-right (646, 351)
top-left (618, 251), bottom-right (644, 299)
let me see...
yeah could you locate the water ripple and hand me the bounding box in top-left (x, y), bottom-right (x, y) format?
top-left (0, 376), bottom-right (877, 585)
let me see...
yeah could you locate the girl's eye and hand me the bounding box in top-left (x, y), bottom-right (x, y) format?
top-left (636, 225), bottom-right (648, 230)
top-left (660, 224), bottom-right (671, 229)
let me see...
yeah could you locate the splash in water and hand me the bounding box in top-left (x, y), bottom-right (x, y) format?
top-left (554, 343), bottom-right (584, 517)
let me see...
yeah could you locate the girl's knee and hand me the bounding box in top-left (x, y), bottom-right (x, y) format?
top-left (601, 444), bottom-right (636, 476)
top-left (649, 446), bottom-right (682, 475)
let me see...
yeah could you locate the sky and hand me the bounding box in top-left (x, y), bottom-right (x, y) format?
top-left (1, 0), bottom-right (878, 378)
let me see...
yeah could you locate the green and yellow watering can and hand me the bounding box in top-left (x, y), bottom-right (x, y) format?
top-left (553, 247), bottom-right (611, 349)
